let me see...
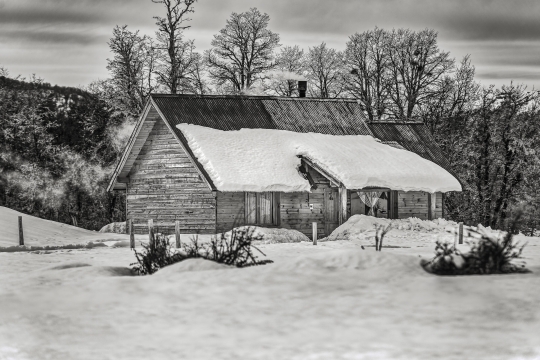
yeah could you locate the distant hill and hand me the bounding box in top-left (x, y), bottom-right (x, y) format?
top-left (0, 75), bottom-right (91, 99)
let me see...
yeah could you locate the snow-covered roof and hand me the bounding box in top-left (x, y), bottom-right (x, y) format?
top-left (177, 124), bottom-right (462, 193)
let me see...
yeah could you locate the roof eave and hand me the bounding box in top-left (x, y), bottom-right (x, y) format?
top-left (106, 100), bottom-right (153, 192)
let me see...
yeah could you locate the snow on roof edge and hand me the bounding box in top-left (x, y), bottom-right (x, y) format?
top-left (177, 124), bottom-right (462, 193)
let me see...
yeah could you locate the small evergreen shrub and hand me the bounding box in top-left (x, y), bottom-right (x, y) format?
top-left (422, 212), bottom-right (529, 275)
top-left (131, 226), bottom-right (273, 275)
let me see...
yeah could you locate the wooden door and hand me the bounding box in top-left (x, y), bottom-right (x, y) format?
top-left (324, 188), bottom-right (339, 236)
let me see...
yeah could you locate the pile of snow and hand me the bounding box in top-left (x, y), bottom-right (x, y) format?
top-left (99, 222), bottom-right (126, 234)
top-left (222, 226), bottom-right (309, 244)
top-left (155, 258), bottom-right (232, 275)
top-left (283, 249), bottom-right (424, 275)
top-left (0, 206), bottom-right (132, 247)
top-left (326, 215), bottom-right (458, 241)
top-left (177, 124), bottom-right (462, 193)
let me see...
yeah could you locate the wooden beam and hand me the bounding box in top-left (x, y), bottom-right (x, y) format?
top-left (390, 190), bottom-right (399, 219)
top-left (338, 186), bottom-right (348, 225)
top-left (427, 193), bottom-right (433, 220)
top-left (430, 193), bottom-right (437, 220)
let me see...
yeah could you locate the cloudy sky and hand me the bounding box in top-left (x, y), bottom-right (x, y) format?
top-left (1, 0), bottom-right (539, 88)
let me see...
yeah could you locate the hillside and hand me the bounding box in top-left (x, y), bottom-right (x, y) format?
top-left (0, 207), bottom-right (130, 247)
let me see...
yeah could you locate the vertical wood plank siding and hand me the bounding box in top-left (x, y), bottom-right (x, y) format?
top-left (396, 191), bottom-right (443, 220)
top-left (127, 119), bottom-right (216, 234)
top-left (216, 168), bottom-right (334, 239)
top-left (280, 168), bottom-right (333, 239)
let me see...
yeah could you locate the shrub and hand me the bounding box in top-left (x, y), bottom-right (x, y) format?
top-left (422, 212), bottom-right (529, 275)
top-left (131, 226), bottom-right (273, 275)
top-left (373, 224), bottom-right (392, 251)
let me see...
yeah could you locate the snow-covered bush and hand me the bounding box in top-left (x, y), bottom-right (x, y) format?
top-left (422, 215), bottom-right (529, 275)
top-left (131, 227), bottom-right (273, 275)
top-left (99, 222), bottom-right (126, 234)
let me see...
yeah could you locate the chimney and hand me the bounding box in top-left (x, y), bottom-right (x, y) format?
top-left (298, 81), bottom-right (307, 98)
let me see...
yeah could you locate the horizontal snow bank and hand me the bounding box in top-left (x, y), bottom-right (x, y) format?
top-left (177, 124), bottom-right (462, 193)
top-left (0, 206), bottom-right (133, 247)
top-left (155, 259), bottom-right (233, 276)
top-left (222, 226), bottom-right (309, 244)
top-left (0, 242), bottom-right (108, 253)
top-left (326, 215), bottom-right (458, 241)
top-left (280, 249), bottom-right (426, 276)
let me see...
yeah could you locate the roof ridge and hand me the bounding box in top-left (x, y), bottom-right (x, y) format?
top-left (150, 93), bottom-right (360, 102)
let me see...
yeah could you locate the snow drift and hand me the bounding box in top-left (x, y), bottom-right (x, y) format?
top-left (326, 214), bottom-right (458, 241)
top-left (221, 226), bottom-right (309, 244)
top-left (0, 206), bottom-right (131, 247)
top-left (177, 124), bottom-right (462, 193)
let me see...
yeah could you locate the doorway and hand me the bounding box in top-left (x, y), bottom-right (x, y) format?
top-left (323, 188), bottom-right (339, 236)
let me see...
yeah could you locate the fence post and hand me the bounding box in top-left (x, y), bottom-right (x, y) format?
top-left (175, 220), bottom-right (181, 248)
top-left (458, 222), bottom-right (464, 245)
top-left (312, 222), bottom-right (317, 245)
top-left (148, 219), bottom-right (154, 245)
top-left (129, 219), bottom-right (135, 249)
top-left (18, 216), bottom-right (24, 246)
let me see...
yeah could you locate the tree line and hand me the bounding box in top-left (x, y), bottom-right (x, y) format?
top-left (1, 0), bottom-right (539, 234)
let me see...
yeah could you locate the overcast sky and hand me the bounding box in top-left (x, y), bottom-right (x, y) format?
top-left (1, 0), bottom-right (539, 89)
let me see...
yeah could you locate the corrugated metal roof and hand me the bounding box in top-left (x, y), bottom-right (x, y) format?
top-left (367, 122), bottom-right (463, 187)
top-left (151, 94), bottom-right (373, 136)
top-left (150, 94), bottom-right (461, 187)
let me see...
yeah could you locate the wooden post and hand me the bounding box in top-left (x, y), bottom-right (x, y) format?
top-left (175, 220), bottom-right (181, 248)
top-left (458, 222), bottom-right (464, 244)
top-left (148, 219), bottom-right (154, 245)
top-left (312, 222), bottom-right (317, 245)
top-left (338, 186), bottom-right (348, 225)
top-left (18, 216), bottom-right (24, 246)
top-left (129, 219), bottom-right (135, 249)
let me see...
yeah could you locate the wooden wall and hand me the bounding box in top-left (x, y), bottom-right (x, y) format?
top-left (280, 168), bottom-right (332, 239)
top-left (215, 168), bottom-right (334, 239)
top-left (396, 191), bottom-right (443, 220)
top-left (216, 192), bottom-right (244, 233)
top-left (126, 118), bottom-right (216, 234)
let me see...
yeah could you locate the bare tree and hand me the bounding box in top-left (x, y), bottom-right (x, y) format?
top-left (190, 52), bottom-right (211, 95)
top-left (0, 66), bottom-right (9, 78)
top-left (267, 45), bottom-right (305, 97)
top-left (385, 29), bottom-right (454, 120)
top-left (344, 28), bottom-right (391, 121)
top-left (152, 0), bottom-right (198, 94)
top-left (421, 55), bottom-right (480, 133)
top-left (107, 25), bottom-right (157, 116)
top-left (305, 42), bottom-right (344, 98)
top-left (205, 8), bottom-right (280, 93)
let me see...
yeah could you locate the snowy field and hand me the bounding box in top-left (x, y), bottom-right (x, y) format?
top-left (1, 208), bottom-right (540, 360)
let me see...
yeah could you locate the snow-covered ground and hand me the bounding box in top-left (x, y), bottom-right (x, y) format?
top-left (1, 210), bottom-right (540, 360)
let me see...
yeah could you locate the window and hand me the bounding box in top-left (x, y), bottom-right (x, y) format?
top-left (245, 192), bottom-right (280, 226)
top-left (351, 191), bottom-right (390, 218)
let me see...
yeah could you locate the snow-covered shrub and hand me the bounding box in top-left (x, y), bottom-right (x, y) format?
top-left (422, 214), bottom-right (529, 275)
top-left (202, 227), bottom-right (274, 267)
top-left (99, 222), bottom-right (126, 234)
top-left (131, 227), bottom-right (273, 275)
top-left (131, 234), bottom-right (181, 275)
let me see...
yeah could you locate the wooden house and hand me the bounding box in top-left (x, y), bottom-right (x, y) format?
top-left (108, 94), bottom-right (462, 239)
